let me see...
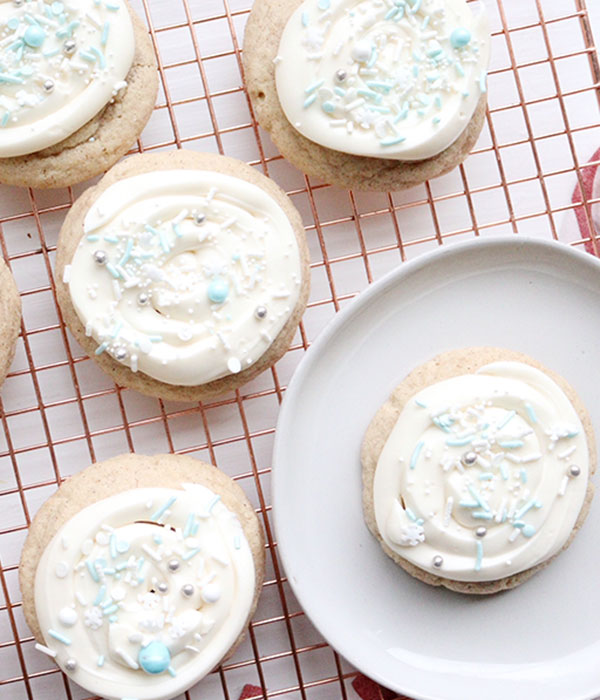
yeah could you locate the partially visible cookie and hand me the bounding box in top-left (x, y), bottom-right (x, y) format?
top-left (55, 149), bottom-right (310, 402)
top-left (0, 257), bottom-right (20, 387)
top-left (361, 348), bottom-right (597, 594)
top-left (19, 453), bottom-right (265, 700)
top-left (0, 0), bottom-right (157, 189)
top-left (243, 0), bottom-right (489, 191)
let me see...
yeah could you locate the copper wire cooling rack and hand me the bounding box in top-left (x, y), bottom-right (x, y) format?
top-left (1, 0), bottom-right (599, 699)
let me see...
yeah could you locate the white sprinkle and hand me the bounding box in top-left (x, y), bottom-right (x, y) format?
top-left (504, 454), bottom-right (522, 464)
top-left (443, 497), bottom-right (453, 528)
top-left (521, 453), bottom-right (542, 463)
top-left (220, 217), bottom-right (237, 230)
top-left (476, 455), bottom-right (490, 469)
top-left (62, 265), bottom-right (71, 284)
top-left (206, 187), bottom-right (217, 203)
top-left (55, 561), bottom-right (69, 578)
top-left (173, 209), bottom-right (188, 224)
top-left (35, 643), bottom-right (57, 658)
top-left (508, 529), bottom-right (520, 542)
top-left (115, 648), bottom-right (139, 670)
top-left (495, 498), bottom-right (507, 523)
top-left (185, 645), bottom-right (200, 653)
top-left (130, 354), bottom-right (138, 373)
top-left (112, 280), bottom-right (122, 300)
top-left (227, 357), bottom-right (242, 374)
top-left (558, 445), bottom-right (576, 460)
top-left (141, 544), bottom-right (162, 562)
top-left (558, 476), bottom-right (569, 496)
top-left (75, 592), bottom-right (87, 606)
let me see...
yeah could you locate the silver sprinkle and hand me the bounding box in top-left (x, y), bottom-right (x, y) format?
top-left (254, 305), bottom-right (267, 320)
top-left (93, 250), bottom-right (107, 265)
top-left (114, 347), bottom-right (127, 361)
top-left (461, 451), bottom-right (478, 467)
top-left (64, 658), bottom-right (77, 672)
top-left (335, 69), bottom-right (347, 83)
top-left (14, 0), bottom-right (23, 6)
top-left (432, 555), bottom-right (443, 568)
top-left (568, 464), bottom-right (581, 478)
top-left (157, 582), bottom-right (168, 594)
top-left (193, 212), bottom-right (206, 225)
top-left (43, 79), bottom-right (54, 93)
top-left (475, 526), bottom-right (487, 538)
top-left (181, 584), bottom-right (194, 598)
top-left (137, 291), bottom-right (150, 306)
top-left (63, 39), bottom-right (76, 55)
top-left (167, 558), bottom-right (180, 572)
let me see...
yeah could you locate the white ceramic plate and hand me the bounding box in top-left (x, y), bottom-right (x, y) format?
top-left (272, 237), bottom-right (600, 700)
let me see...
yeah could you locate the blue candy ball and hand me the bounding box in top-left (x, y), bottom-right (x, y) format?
top-left (24, 25), bottom-right (46, 48)
top-left (450, 27), bottom-right (471, 49)
top-left (207, 277), bottom-right (229, 304)
top-left (138, 641), bottom-right (171, 675)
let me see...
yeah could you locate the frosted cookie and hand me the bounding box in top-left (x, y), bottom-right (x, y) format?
top-left (361, 348), bottom-right (597, 594)
top-left (0, 256), bottom-right (20, 387)
top-left (244, 0), bottom-right (490, 191)
top-left (19, 453), bottom-right (265, 700)
top-left (55, 150), bottom-right (310, 401)
top-left (0, 0), bottom-right (157, 189)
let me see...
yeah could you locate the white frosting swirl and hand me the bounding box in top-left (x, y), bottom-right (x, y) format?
top-left (275, 0), bottom-right (490, 160)
top-left (34, 485), bottom-right (256, 700)
top-left (0, 0), bottom-right (135, 157)
top-left (373, 362), bottom-right (590, 581)
top-left (66, 170), bottom-right (303, 386)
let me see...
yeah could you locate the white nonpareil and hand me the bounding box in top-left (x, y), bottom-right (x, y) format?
top-left (275, 0), bottom-right (490, 160)
top-left (68, 170), bottom-right (302, 386)
top-left (373, 362), bottom-right (590, 581)
top-left (0, 0), bottom-right (134, 156)
top-left (34, 485), bottom-right (255, 700)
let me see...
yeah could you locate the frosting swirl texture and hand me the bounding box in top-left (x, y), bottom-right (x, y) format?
top-left (0, 0), bottom-right (134, 157)
top-left (373, 362), bottom-right (590, 581)
top-left (34, 485), bottom-right (255, 700)
top-left (66, 170), bottom-right (303, 386)
top-left (275, 0), bottom-right (490, 160)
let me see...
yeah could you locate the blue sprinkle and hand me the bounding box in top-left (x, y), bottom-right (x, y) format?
top-left (167, 666), bottom-right (176, 677)
top-left (109, 534), bottom-right (117, 559)
top-left (153, 534), bottom-right (162, 544)
top-left (459, 500), bottom-right (479, 508)
top-left (301, 10), bottom-right (309, 26)
top-left (137, 556), bottom-right (145, 572)
top-left (97, 655), bottom-right (105, 667)
top-left (520, 468), bottom-right (528, 484)
top-left (151, 496), bottom-right (177, 522)
top-left (103, 234), bottom-right (119, 243)
top-left (207, 277), bottom-right (229, 304)
top-left (234, 534), bottom-right (241, 550)
top-left (451, 27), bottom-right (472, 49)
top-left (445, 435), bottom-right (474, 446)
top-left (415, 399), bottom-right (427, 408)
top-left (522, 524), bottom-right (536, 538)
top-left (119, 238), bottom-right (134, 266)
top-left (103, 604), bottom-right (119, 616)
top-left (475, 540), bottom-right (483, 571)
top-left (434, 95), bottom-right (442, 109)
top-left (421, 15), bottom-right (430, 29)
top-left (499, 440), bottom-right (524, 449)
top-left (158, 230), bottom-right (170, 253)
top-left (101, 21), bottom-right (110, 46)
top-left (366, 80), bottom-right (394, 92)
top-left (48, 629), bottom-right (72, 645)
top-left (108, 615), bottom-right (118, 623)
top-left (380, 135), bottom-right (407, 147)
top-left (367, 47), bottom-right (378, 68)
top-left (409, 0), bottom-right (422, 13)
top-left (183, 512), bottom-right (195, 538)
top-left (111, 321), bottom-right (122, 339)
top-left (7, 18), bottom-right (19, 30)
top-left (409, 440), bottom-right (424, 469)
top-left (432, 116), bottom-right (441, 125)
top-left (0, 112), bottom-right (9, 128)
top-left (105, 1), bottom-right (121, 10)
top-left (454, 62), bottom-right (465, 77)
top-left (472, 511), bottom-right (493, 520)
top-left (513, 521), bottom-right (526, 529)
top-left (305, 79), bottom-right (324, 94)
top-left (79, 50), bottom-right (97, 63)
top-left (94, 584), bottom-right (107, 605)
top-left (105, 263), bottom-right (121, 279)
top-left (43, 48), bottom-right (60, 57)
top-left (405, 507), bottom-right (417, 522)
top-left (90, 46), bottom-right (106, 69)
top-left (94, 342), bottom-right (109, 356)
top-left (497, 410), bottom-right (516, 430)
top-left (333, 87), bottom-right (346, 97)
top-left (52, 2), bottom-right (64, 15)
top-left (468, 484), bottom-right (490, 512)
top-left (413, 65), bottom-right (419, 77)
top-left (500, 462), bottom-right (509, 480)
top-left (172, 222), bottom-right (182, 237)
top-left (182, 548), bottom-right (201, 561)
top-left (321, 101), bottom-right (336, 114)
top-left (514, 499), bottom-right (536, 519)
top-left (0, 73), bottom-right (24, 84)
top-left (208, 495), bottom-right (221, 513)
top-left (303, 94), bottom-right (317, 109)
top-left (524, 403), bottom-right (537, 423)
top-left (478, 473), bottom-right (493, 481)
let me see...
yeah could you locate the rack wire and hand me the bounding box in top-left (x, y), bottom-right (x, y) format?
top-left (0, 0), bottom-right (599, 698)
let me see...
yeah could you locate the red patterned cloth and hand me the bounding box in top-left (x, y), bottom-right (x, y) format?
top-left (352, 673), bottom-right (410, 700)
top-left (572, 146), bottom-right (600, 255)
top-left (238, 675), bottom-right (410, 699)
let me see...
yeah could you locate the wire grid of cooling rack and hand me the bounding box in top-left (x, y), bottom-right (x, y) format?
top-left (0, 0), bottom-right (599, 699)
